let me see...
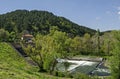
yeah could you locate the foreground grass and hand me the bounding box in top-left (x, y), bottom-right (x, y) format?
top-left (0, 42), bottom-right (69, 79)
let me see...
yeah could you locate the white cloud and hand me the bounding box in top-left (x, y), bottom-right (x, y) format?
top-left (118, 11), bottom-right (120, 15)
top-left (116, 7), bottom-right (120, 20)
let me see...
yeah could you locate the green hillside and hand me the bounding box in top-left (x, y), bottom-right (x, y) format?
top-left (0, 10), bottom-right (96, 36)
top-left (0, 42), bottom-right (69, 79)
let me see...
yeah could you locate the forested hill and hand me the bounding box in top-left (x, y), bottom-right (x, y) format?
top-left (0, 10), bottom-right (96, 36)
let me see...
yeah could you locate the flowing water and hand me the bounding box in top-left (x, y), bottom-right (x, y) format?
top-left (56, 59), bottom-right (110, 76)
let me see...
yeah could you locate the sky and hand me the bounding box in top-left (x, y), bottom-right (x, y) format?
top-left (0, 0), bottom-right (120, 31)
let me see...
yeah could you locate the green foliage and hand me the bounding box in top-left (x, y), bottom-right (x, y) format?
top-left (70, 36), bottom-right (82, 55)
top-left (63, 61), bottom-right (71, 71)
top-left (54, 71), bottom-right (70, 78)
top-left (0, 42), bottom-right (71, 79)
top-left (0, 10), bottom-right (96, 36)
top-left (97, 29), bottom-right (100, 55)
top-left (23, 30), bottom-right (72, 73)
top-left (110, 30), bottom-right (120, 79)
top-left (57, 71), bottom-right (66, 77)
top-left (82, 33), bottom-right (91, 54)
top-left (51, 30), bottom-right (71, 58)
top-left (1, 10), bottom-right (116, 79)
top-left (43, 53), bottom-right (56, 72)
top-left (0, 10), bottom-right (116, 57)
top-left (73, 72), bottom-right (101, 79)
top-left (22, 30), bottom-right (114, 78)
top-left (8, 31), bottom-right (17, 42)
top-left (0, 29), bottom-right (9, 42)
top-left (73, 72), bottom-right (90, 79)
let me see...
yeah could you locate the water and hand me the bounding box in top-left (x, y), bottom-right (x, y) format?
top-left (91, 65), bottom-right (111, 76)
top-left (56, 59), bottom-right (110, 76)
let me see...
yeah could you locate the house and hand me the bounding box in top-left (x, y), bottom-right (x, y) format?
top-left (21, 34), bottom-right (33, 43)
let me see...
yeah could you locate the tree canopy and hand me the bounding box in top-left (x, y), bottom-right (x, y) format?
top-left (0, 10), bottom-right (96, 36)
top-left (110, 30), bottom-right (120, 79)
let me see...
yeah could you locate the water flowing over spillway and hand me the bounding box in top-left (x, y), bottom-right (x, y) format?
top-left (56, 59), bottom-right (110, 76)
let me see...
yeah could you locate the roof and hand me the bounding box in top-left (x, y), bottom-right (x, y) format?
top-left (22, 34), bottom-right (33, 38)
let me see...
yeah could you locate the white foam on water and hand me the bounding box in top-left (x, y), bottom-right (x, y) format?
top-left (81, 61), bottom-right (96, 66)
top-left (95, 68), bottom-right (110, 73)
top-left (58, 59), bottom-right (97, 71)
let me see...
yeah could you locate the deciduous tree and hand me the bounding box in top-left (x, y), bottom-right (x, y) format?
top-left (110, 31), bottom-right (120, 79)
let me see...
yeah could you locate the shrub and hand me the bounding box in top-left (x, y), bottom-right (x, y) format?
top-left (73, 72), bottom-right (90, 79)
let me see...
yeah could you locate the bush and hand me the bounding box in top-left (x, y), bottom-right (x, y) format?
top-left (52, 70), bottom-right (73, 78)
top-left (73, 72), bottom-right (90, 79)
top-left (0, 29), bottom-right (9, 42)
top-left (57, 71), bottom-right (66, 77)
top-left (52, 70), bottom-right (58, 76)
top-left (65, 72), bottom-right (73, 78)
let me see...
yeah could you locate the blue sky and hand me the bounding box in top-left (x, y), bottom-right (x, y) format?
top-left (0, 0), bottom-right (120, 31)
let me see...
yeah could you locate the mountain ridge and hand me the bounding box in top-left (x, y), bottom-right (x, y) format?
top-left (0, 10), bottom-right (96, 36)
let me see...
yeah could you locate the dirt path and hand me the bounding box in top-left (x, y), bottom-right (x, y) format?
top-left (9, 43), bottom-right (37, 66)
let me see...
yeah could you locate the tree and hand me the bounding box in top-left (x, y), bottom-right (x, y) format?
top-left (23, 30), bottom-right (71, 73)
top-left (0, 10), bottom-right (96, 37)
top-left (97, 29), bottom-right (100, 55)
top-left (100, 32), bottom-right (114, 56)
top-left (110, 30), bottom-right (120, 79)
top-left (0, 29), bottom-right (9, 42)
top-left (8, 31), bottom-right (17, 42)
top-left (82, 33), bottom-right (92, 55)
top-left (70, 36), bottom-right (82, 55)
top-left (23, 34), bottom-right (58, 72)
top-left (51, 30), bottom-right (70, 58)
top-left (23, 36), bottom-right (44, 72)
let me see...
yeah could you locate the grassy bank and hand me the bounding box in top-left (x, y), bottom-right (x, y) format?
top-left (0, 42), bottom-right (70, 79)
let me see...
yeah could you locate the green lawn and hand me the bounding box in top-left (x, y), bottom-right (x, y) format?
top-left (0, 42), bottom-right (70, 79)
